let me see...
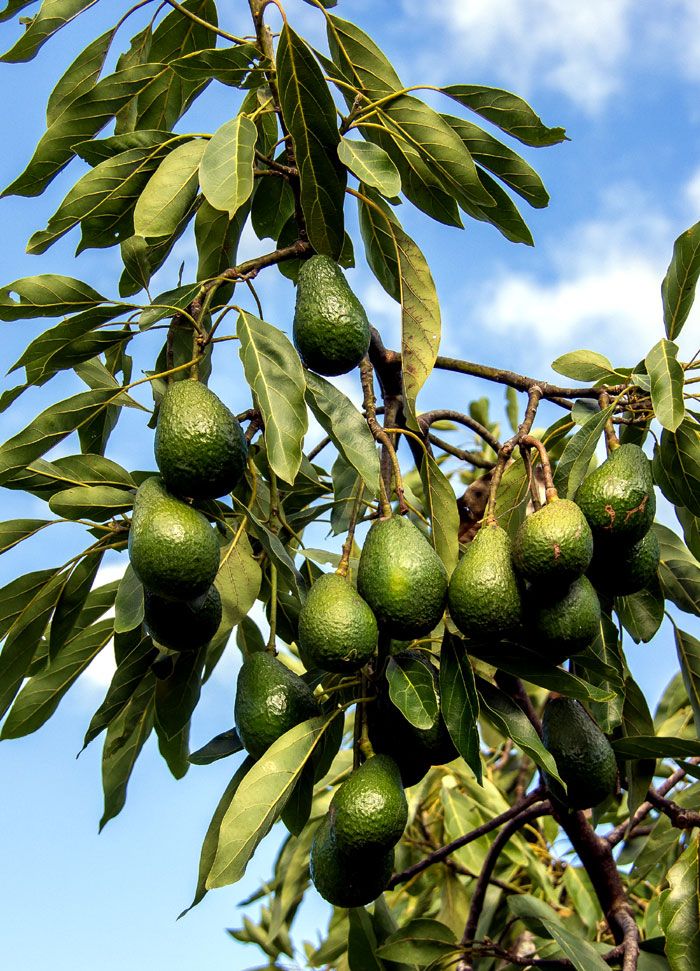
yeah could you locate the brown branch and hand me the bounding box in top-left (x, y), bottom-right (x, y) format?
top-left (606, 761), bottom-right (699, 848)
top-left (428, 433), bottom-right (495, 470)
top-left (645, 790), bottom-right (700, 829)
top-left (418, 409), bottom-right (501, 454)
top-left (359, 356), bottom-right (405, 514)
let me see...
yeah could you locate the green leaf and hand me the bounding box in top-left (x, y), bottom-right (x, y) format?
top-left (0, 1), bottom-right (37, 24)
top-left (251, 164), bottom-right (295, 241)
top-left (387, 654), bottom-right (439, 730)
top-left (551, 349), bottom-right (618, 383)
top-left (439, 632), bottom-right (482, 783)
top-left (206, 714), bottom-right (337, 888)
top-left (156, 720), bottom-right (190, 780)
top-left (655, 421), bottom-right (700, 517)
top-left (646, 339), bottom-right (685, 432)
top-left (675, 627), bottom-right (700, 737)
top-left (338, 137), bottom-right (400, 197)
top-left (617, 580), bottom-right (664, 643)
top-left (492, 454), bottom-right (530, 538)
top-left (114, 564), bottom-right (144, 634)
top-left (49, 549), bottom-right (104, 657)
top-left (659, 835), bottom-right (700, 971)
top-left (662, 220), bottom-right (700, 340)
top-left (477, 676), bottom-right (564, 785)
top-left (612, 736), bottom-right (700, 758)
top-left (655, 523), bottom-right (700, 616)
top-left (508, 896), bottom-right (609, 971)
top-left (216, 531), bottom-right (262, 629)
top-left (376, 918), bottom-right (457, 964)
top-left (348, 907), bottom-right (385, 971)
top-left (677, 507), bottom-right (700, 561)
top-left (304, 371), bottom-right (379, 493)
top-left (460, 165), bottom-right (534, 245)
top-left (581, 615), bottom-right (625, 733)
top-left (189, 728), bottom-right (243, 766)
top-left (0, 274), bottom-right (106, 319)
top-left (1, 618), bottom-right (113, 739)
top-left (155, 647), bottom-right (204, 740)
top-left (46, 26), bottom-right (114, 124)
top-left (49, 485), bottom-right (134, 522)
top-left (620, 677), bottom-right (656, 820)
top-left (0, 519), bottom-right (52, 557)
top-left (237, 311), bottom-right (308, 485)
top-left (553, 404), bottom-right (614, 498)
top-left (199, 116), bottom-right (257, 218)
top-left (441, 85), bottom-right (567, 147)
top-left (277, 24), bottom-right (345, 259)
top-left (1, 0), bottom-right (97, 64)
top-left (0, 568), bottom-right (59, 641)
top-left (235, 500), bottom-right (307, 603)
top-left (326, 15), bottom-right (402, 103)
top-left (133, 139), bottom-right (205, 238)
top-left (169, 43), bottom-right (262, 88)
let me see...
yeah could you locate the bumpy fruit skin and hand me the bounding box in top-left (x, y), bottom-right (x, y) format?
top-left (293, 255), bottom-right (371, 376)
top-left (310, 815), bottom-right (394, 908)
top-left (234, 652), bottom-right (320, 760)
top-left (330, 755), bottom-right (408, 855)
top-left (298, 573), bottom-right (378, 673)
top-left (448, 523), bottom-right (522, 639)
top-left (155, 380), bottom-right (247, 500)
top-left (575, 444), bottom-right (656, 546)
top-left (542, 697), bottom-right (618, 809)
top-left (144, 584), bottom-right (222, 651)
top-left (513, 498), bottom-right (593, 587)
top-left (128, 476), bottom-right (220, 601)
top-left (357, 516), bottom-right (448, 640)
top-left (587, 529), bottom-right (660, 598)
top-left (526, 576), bottom-right (601, 664)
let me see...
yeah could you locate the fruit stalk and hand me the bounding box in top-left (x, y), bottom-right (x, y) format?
top-left (359, 356), bottom-right (404, 516)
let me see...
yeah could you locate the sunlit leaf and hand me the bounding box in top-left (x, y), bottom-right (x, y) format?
top-left (662, 220), bottom-right (700, 340)
top-left (646, 339), bottom-right (685, 432)
top-left (199, 116), bottom-right (257, 218)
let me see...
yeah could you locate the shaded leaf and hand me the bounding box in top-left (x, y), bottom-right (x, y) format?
top-left (0, 519), bottom-right (52, 557)
top-left (662, 220), bottom-right (700, 340)
top-left (114, 564), bottom-right (144, 634)
top-left (199, 116), bottom-right (257, 218)
top-left (419, 452), bottom-right (460, 575)
top-left (646, 339), bottom-right (685, 432)
top-left (49, 549), bottom-right (104, 656)
top-left (441, 85), bottom-right (567, 147)
top-left (617, 580), bottom-right (664, 643)
top-left (232, 500), bottom-right (307, 604)
top-left (675, 627), bottom-right (700, 738)
top-left (170, 43), bottom-right (262, 88)
top-left (655, 421), bottom-right (700, 517)
top-left (621, 677), bottom-right (656, 820)
top-left (387, 654), bottom-right (439, 730)
top-left (440, 631), bottom-right (482, 783)
top-left (508, 895), bottom-right (608, 971)
top-left (189, 728), bottom-right (243, 766)
top-left (659, 835), bottom-right (700, 971)
top-left (376, 918), bottom-right (456, 964)
top-left (655, 523), bottom-right (700, 616)
top-left (612, 737), bottom-right (700, 758)
top-left (155, 647), bottom-right (204, 740)
top-left (348, 908), bottom-right (385, 971)
top-left (553, 404), bottom-right (614, 498)
top-left (133, 138), bottom-right (205, 237)
top-left (492, 455), bottom-right (530, 538)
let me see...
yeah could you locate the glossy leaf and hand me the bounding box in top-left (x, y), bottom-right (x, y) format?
top-left (348, 907), bottom-right (385, 971)
top-left (1, 0), bottom-right (98, 64)
top-left (49, 484), bottom-right (134, 522)
top-left (338, 137), bottom-right (401, 197)
top-left (216, 531), bottom-right (263, 630)
top-left (189, 728), bottom-right (243, 766)
top-left (113, 564), bottom-right (144, 634)
top-left (133, 138), bottom-right (205, 237)
top-left (655, 523), bottom-right (700, 616)
top-left (441, 85), bottom-right (567, 147)
top-left (675, 627), bottom-right (700, 737)
top-left (551, 349), bottom-right (618, 383)
top-left (662, 220), bottom-right (700, 340)
top-left (617, 581), bottom-right (664, 644)
top-left (199, 116), bottom-right (257, 218)
top-left (659, 835), bottom-right (700, 971)
top-left (237, 311), bottom-right (308, 485)
top-left (553, 404), bottom-right (614, 498)
top-left (655, 421), bottom-right (700, 517)
top-left (419, 452), bottom-right (460, 574)
top-left (326, 14), bottom-right (401, 102)
top-left (440, 632), bottom-right (482, 783)
top-left (646, 339), bottom-right (685, 432)
top-left (387, 654), bottom-right (439, 730)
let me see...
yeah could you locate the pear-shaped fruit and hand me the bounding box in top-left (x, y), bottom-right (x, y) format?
top-left (310, 815), bottom-right (394, 907)
top-left (588, 529), bottom-right (660, 597)
top-left (293, 255), bottom-right (371, 375)
top-left (128, 476), bottom-right (220, 601)
top-left (526, 575), bottom-right (601, 664)
top-left (357, 516), bottom-right (448, 640)
top-left (513, 498), bottom-right (593, 587)
top-left (154, 380), bottom-right (247, 499)
top-left (448, 522), bottom-right (522, 639)
top-left (234, 652), bottom-right (320, 760)
top-left (330, 755), bottom-right (408, 855)
top-left (542, 697), bottom-right (618, 809)
top-left (298, 573), bottom-right (378, 673)
top-left (575, 443), bottom-right (656, 546)
top-left (144, 584), bottom-right (222, 651)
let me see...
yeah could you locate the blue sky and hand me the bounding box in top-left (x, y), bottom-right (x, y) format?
top-left (0, 1), bottom-right (699, 969)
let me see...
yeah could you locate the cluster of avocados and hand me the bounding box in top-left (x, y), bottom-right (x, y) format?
top-left (128, 380), bottom-right (248, 652)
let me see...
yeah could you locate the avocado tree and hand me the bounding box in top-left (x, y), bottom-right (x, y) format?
top-left (1, 2), bottom-right (700, 969)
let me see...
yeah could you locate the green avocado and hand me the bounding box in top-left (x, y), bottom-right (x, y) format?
top-left (330, 754), bottom-right (408, 855)
top-left (587, 529), bottom-right (660, 598)
top-left (575, 444), bottom-right (656, 546)
top-left (513, 498), bottom-right (593, 587)
top-left (310, 815), bottom-right (394, 908)
top-left (293, 255), bottom-right (371, 376)
top-left (448, 522), bottom-right (523, 639)
top-left (144, 584), bottom-right (222, 651)
top-left (128, 476), bottom-right (220, 601)
top-left (234, 652), bottom-right (320, 760)
top-left (542, 696), bottom-right (618, 809)
top-left (357, 516), bottom-right (448, 640)
top-left (526, 575), bottom-right (601, 664)
top-left (298, 573), bottom-right (378, 673)
top-left (154, 380), bottom-right (247, 500)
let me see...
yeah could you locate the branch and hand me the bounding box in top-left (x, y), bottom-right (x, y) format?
top-left (428, 433), bottom-right (495, 470)
top-left (359, 356), bottom-right (405, 515)
top-left (606, 761), bottom-right (699, 848)
top-left (418, 409), bottom-right (501, 454)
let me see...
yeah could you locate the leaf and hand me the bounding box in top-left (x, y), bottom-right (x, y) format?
top-left (1, 0), bottom-right (98, 64)
top-left (114, 564), bottom-right (144, 634)
top-left (277, 24), bottom-right (345, 259)
top-left (133, 139), bottom-right (205, 238)
top-left (49, 549), bottom-right (104, 656)
top-left (508, 896), bottom-right (609, 971)
top-left (553, 404), bottom-right (614, 498)
top-left (612, 737), bottom-right (700, 759)
top-left (304, 371), bottom-right (379, 493)
top-left (655, 523), bottom-right (700, 616)
top-left (0, 274), bottom-right (106, 319)
top-left (551, 349), bottom-right (618, 383)
top-left (216, 531), bottom-right (263, 629)
top-left (387, 655), bottom-right (439, 730)
top-left (326, 14), bottom-right (402, 102)
top-left (157, 721), bottom-right (190, 780)
top-left (348, 907), bottom-right (385, 971)
top-left (492, 455), bottom-right (530, 538)
top-left (581, 615), bottom-right (625, 733)
top-left (376, 918), bottom-right (457, 964)
top-left (199, 116), bottom-right (257, 218)
top-left (189, 728), bottom-right (243, 766)
top-left (662, 220), bottom-right (700, 340)
top-left (46, 27), bottom-right (115, 124)
top-left (617, 581), bottom-right (664, 643)
top-left (155, 647), bottom-right (204, 740)
top-left (477, 677), bottom-right (564, 785)
top-left (1, 618), bottom-right (113, 739)
top-left (0, 519), bottom-right (52, 557)
top-left (237, 311), bottom-right (308, 485)
top-left (677, 507), bottom-right (700, 561)
top-left (49, 485), bottom-right (134, 522)
top-left (659, 835), bottom-right (700, 971)
top-left (621, 677), bottom-right (656, 820)
top-left (169, 43), bottom-right (262, 88)
top-left (656, 421), bottom-right (700, 517)
top-left (419, 452), bottom-right (460, 575)
top-left (338, 137), bottom-right (400, 197)
top-left (235, 500), bottom-right (307, 603)
top-left (646, 339), bottom-right (685, 432)
top-left (0, 568), bottom-right (59, 641)
top-left (281, 762), bottom-right (315, 837)
top-left (440, 85), bottom-right (567, 147)
top-left (440, 632), bottom-right (482, 783)
top-left (675, 627), bottom-right (700, 737)
top-left (206, 714), bottom-right (337, 888)
top-left (460, 165), bottom-right (534, 245)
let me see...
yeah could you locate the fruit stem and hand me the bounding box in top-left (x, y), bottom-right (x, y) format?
top-left (520, 435), bottom-right (556, 500)
top-left (360, 356), bottom-right (403, 516)
top-left (266, 563), bottom-right (278, 653)
top-left (337, 483), bottom-right (365, 578)
top-left (599, 391), bottom-right (621, 451)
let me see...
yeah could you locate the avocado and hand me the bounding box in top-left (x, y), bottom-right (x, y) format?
top-left (526, 575), bottom-right (601, 664)
top-left (154, 380), bottom-right (247, 499)
top-left (234, 652), bottom-right (320, 760)
top-left (513, 498), bottom-right (593, 587)
top-left (357, 516), bottom-right (448, 640)
top-left (144, 584), bottom-right (222, 651)
top-left (293, 255), bottom-right (371, 376)
top-left (330, 754), bottom-right (408, 855)
top-left (587, 529), bottom-right (660, 597)
top-left (310, 814), bottom-right (394, 907)
top-left (298, 573), bottom-right (378, 673)
top-left (128, 476), bottom-right (220, 601)
top-left (542, 696), bottom-right (618, 809)
top-left (575, 444), bottom-right (656, 546)
top-left (448, 522), bottom-right (523, 639)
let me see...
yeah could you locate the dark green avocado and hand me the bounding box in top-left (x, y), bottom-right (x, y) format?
top-left (298, 573), bottom-right (378, 673)
top-left (513, 498), bottom-right (593, 587)
top-left (575, 444), bottom-right (656, 546)
top-left (542, 696), bottom-right (618, 809)
top-left (293, 255), bottom-right (371, 376)
top-left (587, 529), bottom-right (660, 597)
top-left (144, 584), bottom-right (222, 651)
top-left (330, 754), bottom-right (408, 855)
top-left (526, 575), bottom-right (601, 664)
top-left (309, 814), bottom-right (394, 908)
